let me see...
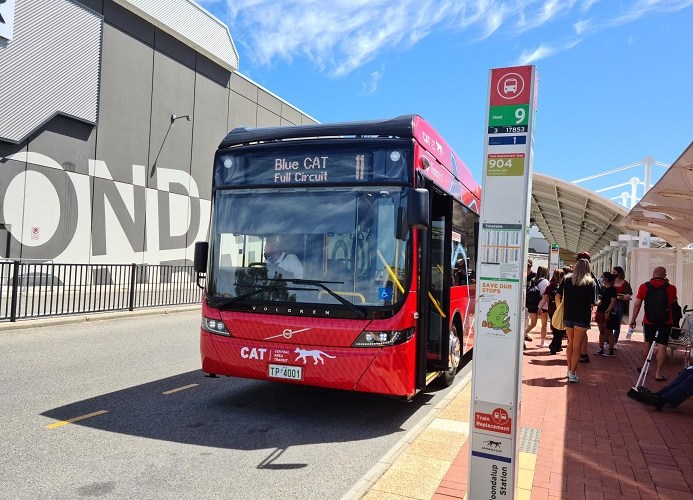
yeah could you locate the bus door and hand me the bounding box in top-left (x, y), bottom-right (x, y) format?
top-left (417, 182), bottom-right (453, 386)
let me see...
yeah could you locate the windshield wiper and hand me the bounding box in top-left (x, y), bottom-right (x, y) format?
top-left (209, 281), bottom-right (290, 309)
top-left (277, 278), bottom-right (368, 319)
top-left (209, 278), bottom-right (368, 319)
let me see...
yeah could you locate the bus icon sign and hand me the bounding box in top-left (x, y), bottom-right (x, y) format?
top-left (496, 73), bottom-right (525, 101)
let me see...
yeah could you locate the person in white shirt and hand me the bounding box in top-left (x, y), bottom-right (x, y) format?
top-left (264, 240), bottom-right (304, 279)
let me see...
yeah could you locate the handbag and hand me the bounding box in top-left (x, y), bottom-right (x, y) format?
top-left (605, 310), bottom-right (619, 330)
top-left (551, 300), bottom-right (565, 330)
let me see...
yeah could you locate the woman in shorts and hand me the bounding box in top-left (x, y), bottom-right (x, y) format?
top-left (556, 258), bottom-right (598, 383)
top-left (594, 272), bottom-right (617, 357)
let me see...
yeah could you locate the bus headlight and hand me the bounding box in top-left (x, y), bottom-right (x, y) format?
top-left (352, 327), bottom-right (414, 347)
top-left (201, 317), bottom-right (231, 336)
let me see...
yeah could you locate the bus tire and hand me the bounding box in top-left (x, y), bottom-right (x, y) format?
top-left (441, 324), bottom-right (461, 387)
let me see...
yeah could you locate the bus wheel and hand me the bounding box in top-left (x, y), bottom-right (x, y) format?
top-left (442, 324), bottom-right (461, 386)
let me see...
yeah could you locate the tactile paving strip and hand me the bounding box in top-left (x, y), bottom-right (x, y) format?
top-left (519, 426), bottom-right (541, 454)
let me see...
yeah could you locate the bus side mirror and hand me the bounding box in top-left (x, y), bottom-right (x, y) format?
top-left (194, 241), bottom-right (208, 289)
top-left (194, 241), bottom-right (208, 272)
top-left (407, 188), bottom-right (429, 229)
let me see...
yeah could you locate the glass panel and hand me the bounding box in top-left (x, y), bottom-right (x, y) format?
top-left (451, 201), bottom-right (478, 286)
top-left (427, 217), bottom-right (446, 361)
top-left (208, 187), bottom-right (409, 308)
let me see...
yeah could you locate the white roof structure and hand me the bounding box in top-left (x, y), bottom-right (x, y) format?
top-left (620, 142), bottom-right (693, 245)
top-left (115, 0), bottom-right (239, 70)
top-left (531, 173), bottom-right (629, 255)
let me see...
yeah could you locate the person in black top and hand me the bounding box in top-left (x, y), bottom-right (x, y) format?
top-left (594, 272), bottom-right (618, 356)
top-left (545, 268), bottom-right (565, 354)
top-left (524, 259), bottom-right (536, 344)
top-left (556, 258), bottom-right (599, 383)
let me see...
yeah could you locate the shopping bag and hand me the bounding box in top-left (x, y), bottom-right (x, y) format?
top-left (606, 310), bottom-right (619, 330)
top-left (551, 300), bottom-right (565, 330)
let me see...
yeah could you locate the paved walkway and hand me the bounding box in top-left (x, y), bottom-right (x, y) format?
top-left (352, 329), bottom-right (693, 500)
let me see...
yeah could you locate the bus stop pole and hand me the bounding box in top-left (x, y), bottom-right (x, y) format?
top-left (468, 65), bottom-right (539, 499)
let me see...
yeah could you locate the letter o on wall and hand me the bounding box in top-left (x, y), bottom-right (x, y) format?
top-left (0, 164), bottom-right (79, 259)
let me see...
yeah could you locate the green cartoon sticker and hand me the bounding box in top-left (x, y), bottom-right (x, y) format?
top-left (482, 300), bottom-right (511, 334)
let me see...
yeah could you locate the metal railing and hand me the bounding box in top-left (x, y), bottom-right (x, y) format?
top-left (0, 261), bottom-right (201, 322)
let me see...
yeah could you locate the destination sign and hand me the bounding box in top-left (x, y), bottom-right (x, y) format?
top-left (214, 144), bottom-right (410, 187)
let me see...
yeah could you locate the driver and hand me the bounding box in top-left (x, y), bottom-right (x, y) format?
top-left (264, 240), bottom-right (304, 279)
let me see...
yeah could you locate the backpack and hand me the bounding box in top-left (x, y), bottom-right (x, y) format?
top-left (526, 279), bottom-right (542, 310)
top-left (644, 282), bottom-right (670, 324)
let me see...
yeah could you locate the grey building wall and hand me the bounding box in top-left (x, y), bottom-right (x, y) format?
top-left (0, 0), bottom-right (318, 265)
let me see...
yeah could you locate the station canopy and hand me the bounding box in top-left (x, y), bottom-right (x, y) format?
top-left (619, 142), bottom-right (693, 245)
top-left (531, 173), bottom-right (629, 256)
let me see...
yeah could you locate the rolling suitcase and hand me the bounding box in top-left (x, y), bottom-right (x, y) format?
top-left (627, 331), bottom-right (658, 401)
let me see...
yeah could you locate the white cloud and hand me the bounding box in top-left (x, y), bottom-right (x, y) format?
top-left (575, 0), bottom-right (693, 34)
top-left (516, 39), bottom-right (581, 65)
top-left (580, 0), bottom-right (600, 13)
top-left (573, 19), bottom-right (591, 36)
top-left (362, 69), bottom-right (384, 95)
top-left (513, 0), bottom-right (578, 33)
top-left (220, 0), bottom-right (693, 75)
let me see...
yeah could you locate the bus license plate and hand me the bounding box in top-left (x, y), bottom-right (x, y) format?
top-left (268, 364), bottom-right (303, 381)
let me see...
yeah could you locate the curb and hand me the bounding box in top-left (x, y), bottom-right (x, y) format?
top-left (0, 304), bottom-right (200, 332)
top-left (341, 370), bottom-right (473, 500)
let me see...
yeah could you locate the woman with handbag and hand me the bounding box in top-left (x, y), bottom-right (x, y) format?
top-left (595, 272), bottom-right (618, 356)
top-left (545, 269), bottom-right (565, 354)
top-left (556, 258), bottom-right (599, 383)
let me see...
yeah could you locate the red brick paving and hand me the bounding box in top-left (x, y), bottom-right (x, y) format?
top-left (435, 330), bottom-right (693, 499)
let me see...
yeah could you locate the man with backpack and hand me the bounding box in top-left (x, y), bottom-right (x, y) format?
top-left (629, 266), bottom-right (679, 381)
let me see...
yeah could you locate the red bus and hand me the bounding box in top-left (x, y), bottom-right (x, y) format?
top-left (194, 115), bottom-right (481, 398)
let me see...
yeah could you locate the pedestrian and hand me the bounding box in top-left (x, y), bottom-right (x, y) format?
top-left (594, 272), bottom-right (617, 356)
top-left (611, 265), bottom-right (633, 343)
top-left (524, 259), bottom-right (536, 344)
top-left (556, 257), bottom-right (599, 383)
top-left (545, 268), bottom-right (565, 354)
top-left (534, 266), bottom-right (551, 347)
top-left (576, 251), bottom-right (596, 363)
top-left (524, 266), bottom-right (547, 345)
top-left (629, 266), bottom-right (679, 381)
top-left (635, 366), bottom-right (693, 410)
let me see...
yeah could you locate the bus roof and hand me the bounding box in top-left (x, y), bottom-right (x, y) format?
top-left (218, 115), bottom-right (481, 211)
top-left (219, 115), bottom-right (418, 149)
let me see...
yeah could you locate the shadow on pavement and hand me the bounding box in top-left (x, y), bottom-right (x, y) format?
top-left (41, 370), bottom-right (436, 454)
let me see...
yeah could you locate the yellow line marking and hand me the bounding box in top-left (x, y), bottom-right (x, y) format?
top-left (46, 410), bottom-right (108, 429)
top-left (425, 371), bottom-right (442, 384)
top-left (162, 383), bottom-right (199, 395)
top-left (518, 450), bottom-right (538, 497)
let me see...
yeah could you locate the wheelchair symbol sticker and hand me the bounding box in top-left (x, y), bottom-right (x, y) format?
top-left (378, 287), bottom-right (393, 301)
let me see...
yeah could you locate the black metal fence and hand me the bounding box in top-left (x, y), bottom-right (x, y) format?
top-left (0, 261), bottom-right (201, 322)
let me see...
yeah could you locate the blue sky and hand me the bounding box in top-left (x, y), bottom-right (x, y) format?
top-left (201, 0), bottom-right (693, 208)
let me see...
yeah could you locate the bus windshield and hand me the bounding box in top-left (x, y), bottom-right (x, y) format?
top-left (207, 186), bottom-right (410, 311)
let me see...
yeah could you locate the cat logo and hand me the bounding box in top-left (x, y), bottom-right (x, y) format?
top-left (481, 439), bottom-right (504, 454)
top-left (294, 347), bottom-right (336, 365)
